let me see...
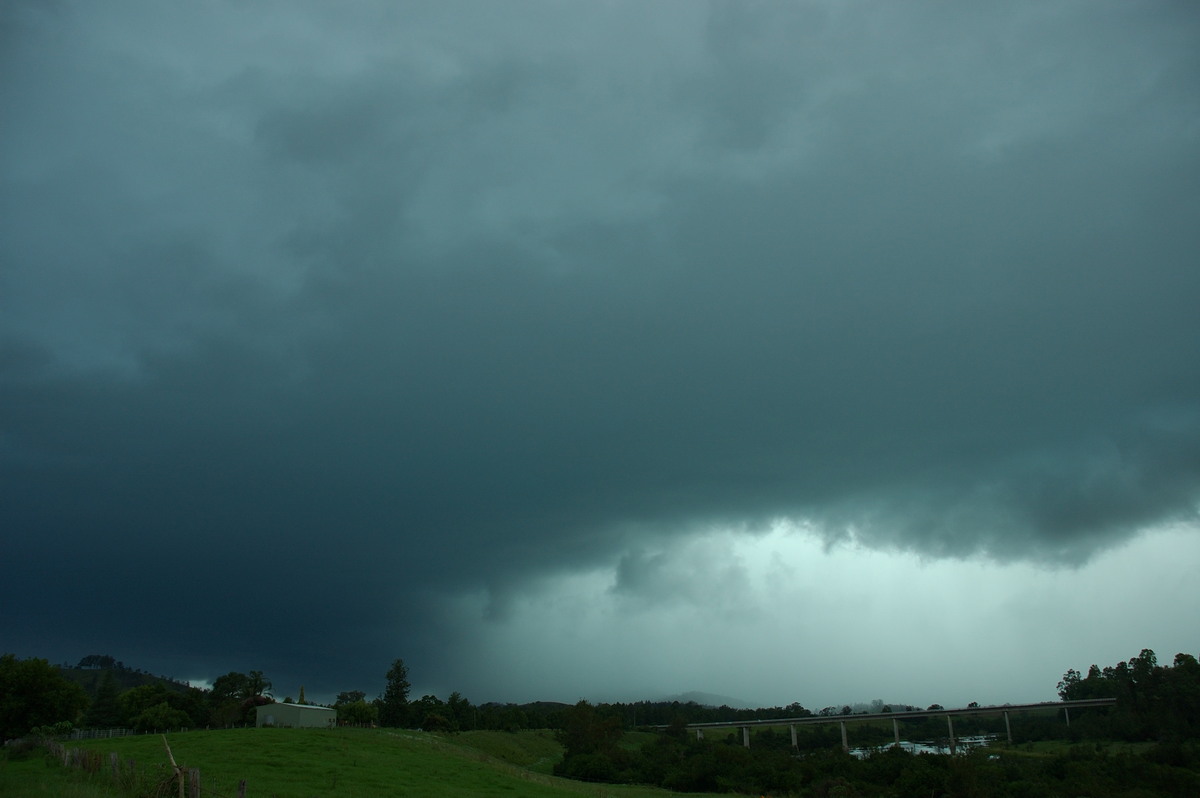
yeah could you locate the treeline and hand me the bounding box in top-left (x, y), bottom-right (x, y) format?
top-left (59, 656), bottom-right (197, 702)
top-left (559, 728), bottom-right (1200, 797)
top-left (548, 700), bottom-right (1072, 791)
top-left (1057, 648), bottom-right (1200, 741)
top-left (1, 655), bottom-right (296, 739)
top-left (547, 648), bottom-right (1200, 795)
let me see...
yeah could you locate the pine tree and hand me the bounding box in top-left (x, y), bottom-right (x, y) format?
top-left (377, 659), bottom-right (411, 727)
top-left (83, 669), bottom-right (123, 729)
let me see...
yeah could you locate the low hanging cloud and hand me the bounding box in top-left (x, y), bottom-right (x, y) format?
top-left (2, 0), bottom-right (1198, 700)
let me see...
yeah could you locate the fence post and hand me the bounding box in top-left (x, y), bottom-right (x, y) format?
top-left (238, 778), bottom-right (248, 797)
top-left (188, 768), bottom-right (201, 798)
top-left (162, 735), bottom-right (185, 798)
top-left (110, 752), bottom-right (119, 778)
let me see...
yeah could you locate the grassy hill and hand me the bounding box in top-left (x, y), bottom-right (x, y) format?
top-left (4, 727), bottom-right (725, 798)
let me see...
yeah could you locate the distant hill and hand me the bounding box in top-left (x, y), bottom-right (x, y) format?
top-left (56, 662), bottom-right (198, 699)
top-left (518, 700), bottom-right (572, 713)
top-left (660, 691), bottom-right (754, 709)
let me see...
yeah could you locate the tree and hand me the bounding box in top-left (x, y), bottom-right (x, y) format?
top-left (131, 702), bottom-right (190, 733)
top-left (0, 654), bottom-right (90, 741)
top-left (83, 669), bottom-right (123, 729)
top-left (298, 686), bottom-right (307, 705)
top-left (76, 654), bottom-right (117, 670)
top-left (556, 701), bottom-right (622, 758)
top-left (377, 658), bottom-right (411, 727)
top-left (337, 700), bottom-right (378, 726)
top-left (335, 690), bottom-right (366, 706)
top-left (210, 672), bottom-right (251, 705)
top-left (410, 694), bottom-right (448, 731)
top-left (120, 684), bottom-right (171, 726)
top-left (175, 687), bottom-right (211, 728)
top-left (447, 691), bottom-right (473, 731)
top-left (553, 701), bottom-right (624, 780)
top-left (246, 670), bottom-right (273, 698)
top-left (208, 671), bottom-right (273, 726)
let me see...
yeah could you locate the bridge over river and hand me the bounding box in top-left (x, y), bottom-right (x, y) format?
top-left (657, 698), bottom-right (1117, 754)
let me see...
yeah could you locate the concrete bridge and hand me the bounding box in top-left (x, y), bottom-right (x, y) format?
top-left (659, 698), bottom-right (1117, 754)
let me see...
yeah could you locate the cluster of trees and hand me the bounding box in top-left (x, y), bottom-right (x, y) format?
top-left (0, 652), bottom-right (546, 739)
top-left (0, 655), bottom-right (90, 741)
top-left (559, 722), bottom-right (1199, 797)
top-left (7, 646), bottom-right (1200, 795)
top-left (71, 665), bottom-right (277, 732)
top-left (1057, 648), bottom-right (1200, 741)
top-left (74, 655), bottom-right (122, 670)
top-left (0, 655), bottom-right (282, 739)
top-left (68, 654), bottom-right (196, 687)
top-left (548, 699), bottom-right (1035, 792)
top-left (334, 659), bottom-right (559, 732)
top-left (550, 699), bottom-right (953, 731)
top-left (546, 648), bottom-right (1200, 795)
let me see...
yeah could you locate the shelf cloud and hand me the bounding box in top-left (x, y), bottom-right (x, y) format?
top-left (3, 0), bottom-right (1197, 707)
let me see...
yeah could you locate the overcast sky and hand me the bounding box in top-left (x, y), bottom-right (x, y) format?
top-left (3, 0), bottom-right (1198, 711)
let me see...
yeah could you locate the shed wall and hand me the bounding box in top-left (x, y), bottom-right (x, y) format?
top-left (256, 703), bottom-right (335, 728)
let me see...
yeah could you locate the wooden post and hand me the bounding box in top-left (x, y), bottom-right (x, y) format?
top-left (188, 768), bottom-right (201, 798)
top-left (790, 724), bottom-right (798, 750)
top-left (840, 721), bottom-right (848, 753)
top-left (1004, 711), bottom-right (1012, 744)
top-left (741, 726), bottom-right (750, 748)
top-left (1064, 707), bottom-right (1070, 728)
top-left (110, 751), bottom-right (119, 778)
top-left (162, 735), bottom-right (184, 798)
top-left (238, 778), bottom-right (248, 798)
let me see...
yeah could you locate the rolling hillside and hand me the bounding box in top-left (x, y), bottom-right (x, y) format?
top-left (59, 726), bottom-right (724, 798)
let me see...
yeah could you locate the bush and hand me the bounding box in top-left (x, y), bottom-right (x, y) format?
top-left (132, 701), bottom-right (190, 732)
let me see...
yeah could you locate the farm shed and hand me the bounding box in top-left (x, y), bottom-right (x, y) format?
top-left (256, 702), bottom-right (336, 728)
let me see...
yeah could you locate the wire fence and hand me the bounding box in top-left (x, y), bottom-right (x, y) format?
top-left (41, 736), bottom-right (249, 798)
top-left (66, 727), bottom-right (135, 740)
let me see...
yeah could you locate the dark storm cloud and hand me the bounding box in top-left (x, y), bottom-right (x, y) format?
top-left (2, 0), bottom-right (1198, 698)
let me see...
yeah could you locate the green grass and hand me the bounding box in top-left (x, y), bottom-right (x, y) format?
top-left (0, 746), bottom-right (125, 798)
top-left (617, 731), bottom-right (659, 752)
top-left (49, 727), bottom-right (727, 798)
top-left (453, 728), bottom-right (564, 774)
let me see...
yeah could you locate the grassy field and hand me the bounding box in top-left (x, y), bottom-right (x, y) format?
top-left (0, 745), bottom-right (126, 798)
top-left (2, 727), bottom-right (728, 798)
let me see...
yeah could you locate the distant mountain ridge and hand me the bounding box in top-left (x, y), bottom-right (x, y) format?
top-left (55, 656), bottom-right (196, 700)
top-left (660, 691), bottom-right (754, 709)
